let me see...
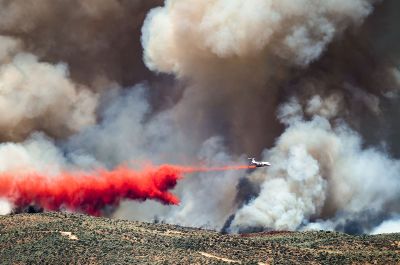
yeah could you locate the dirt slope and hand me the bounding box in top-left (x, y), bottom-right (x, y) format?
top-left (0, 213), bottom-right (399, 264)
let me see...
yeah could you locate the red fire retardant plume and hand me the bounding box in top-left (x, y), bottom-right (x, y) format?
top-left (0, 164), bottom-right (254, 215)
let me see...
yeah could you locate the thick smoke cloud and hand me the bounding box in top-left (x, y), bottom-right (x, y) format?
top-left (0, 35), bottom-right (97, 141)
top-left (141, 0), bottom-right (380, 156)
top-left (0, 0), bottom-right (168, 140)
top-left (65, 86), bottom-right (185, 168)
top-left (230, 101), bottom-right (400, 232)
top-left (143, 0), bottom-right (375, 72)
top-left (0, 0), bottom-right (163, 88)
top-left (0, 52), bottom-right (97, 141)
top-left (0, 0), bottom-right (399, 236)
top-left (139, 0), bottom-right (400, 234)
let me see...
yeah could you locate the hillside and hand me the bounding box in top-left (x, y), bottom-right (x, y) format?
top-left (0, 213), bottom-right (399, 264)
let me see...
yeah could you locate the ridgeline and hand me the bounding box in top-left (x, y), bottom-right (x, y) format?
top-left (0, 213), bottom-right (399, 264)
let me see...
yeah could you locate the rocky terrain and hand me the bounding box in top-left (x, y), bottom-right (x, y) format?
top-left (0, 212), bottom-right (399, 264)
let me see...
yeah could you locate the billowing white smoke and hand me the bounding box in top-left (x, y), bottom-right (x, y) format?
top-left (142, 0), bottom-right (375, 76)
top-left (230, 98), bottom-right (400, 232)
top-left (0, 133), bottom-right (67, 173)
top-left (66, 85), bottom-right (185, 168)
top-left (0, 36), bottom-right (98, 140)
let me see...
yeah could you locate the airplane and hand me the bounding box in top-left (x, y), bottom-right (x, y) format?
top-left (248, 157), bottom-right (271, 167)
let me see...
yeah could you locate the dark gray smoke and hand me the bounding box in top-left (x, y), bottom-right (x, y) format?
top-left (0, 0), bottom-right (163, 87)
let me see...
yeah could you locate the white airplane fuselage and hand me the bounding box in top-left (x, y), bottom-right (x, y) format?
top-left (248, 158), bottom-right (271, 167)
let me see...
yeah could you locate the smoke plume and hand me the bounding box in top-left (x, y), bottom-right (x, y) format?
top-left (0, 0), bottom-right (399, 235)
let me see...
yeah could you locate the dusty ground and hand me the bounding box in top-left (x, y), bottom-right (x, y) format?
top-left (0, 212), bottom-right (399, 264)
